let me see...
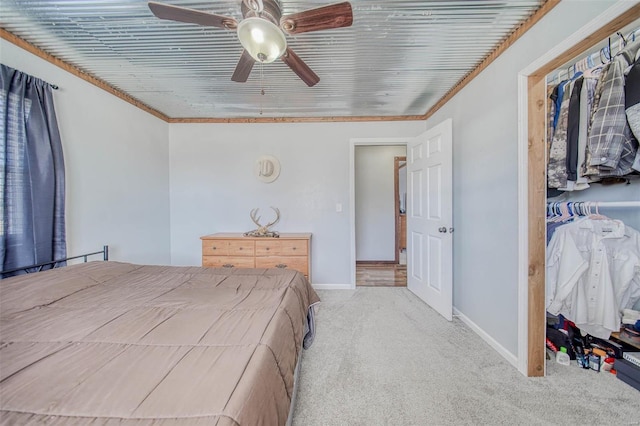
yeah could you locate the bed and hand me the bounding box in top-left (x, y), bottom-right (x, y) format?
top-left (0, 259), bottom-right (320, 425)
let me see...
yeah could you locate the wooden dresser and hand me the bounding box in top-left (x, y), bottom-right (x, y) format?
top-left (200, 233), bottom-right (312, 281)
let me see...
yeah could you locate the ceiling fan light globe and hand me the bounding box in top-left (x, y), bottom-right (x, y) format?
top-left (237, 17), bottom-right (287, 63)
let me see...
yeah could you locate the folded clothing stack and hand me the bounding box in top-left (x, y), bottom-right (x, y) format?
top-left (619, 324), bottom-right (640, 347)
top-left (622, 309), bottom-right (640, 328)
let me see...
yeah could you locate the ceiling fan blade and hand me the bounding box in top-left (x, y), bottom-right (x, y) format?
top-left (148, 1), bottom-right (237, 30)
top-left (231, 50), bottom-right (256, 83)
top-left (280, 48), bottom-right (320, 87)
top-left (280, 2), bottom-right (353, 35)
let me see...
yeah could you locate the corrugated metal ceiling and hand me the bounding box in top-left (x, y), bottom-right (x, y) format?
top-left (1, 0), bottom-right (545, 119)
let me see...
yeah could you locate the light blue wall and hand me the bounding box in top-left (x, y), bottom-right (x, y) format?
top-left (1, 39), bottom-right (172, 265)
top-left (168, 121), bottom-right (424, 284)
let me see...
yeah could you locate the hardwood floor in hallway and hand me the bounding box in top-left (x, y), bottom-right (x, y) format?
top-left (356, 263), bottom-right (407, 287)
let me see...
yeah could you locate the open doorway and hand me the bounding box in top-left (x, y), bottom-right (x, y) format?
top-left (354, 145), bottom-right (407, 287)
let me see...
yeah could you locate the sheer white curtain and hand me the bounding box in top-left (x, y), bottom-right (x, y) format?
top-left (1, 64), bottom-right (66, 276)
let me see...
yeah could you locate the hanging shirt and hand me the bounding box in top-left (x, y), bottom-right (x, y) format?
top-left (626, 55), bottom-right (640, 172)
top-left (583, 63), bottom-right (610, 180)
top-left (548, 81), bottom-right (573, 188)
top-left (546, 217), bottom-right (640, 339)
top-left (575, 72), bottom-right (600, 189)
top-left (565, 76), bottom-right (584, 184)
top-left (547, 219), bottom-right (573, 244)
top-left (626, 55), bottom-right (640, 141)
top-left (547, 84), bottom-right (558, 158)
top-left (550, 80), bottom-right (569, 133)
top-left (586, 40), bottom-right (640, 177)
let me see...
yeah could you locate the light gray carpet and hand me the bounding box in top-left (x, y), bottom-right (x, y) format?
top-left (291, 288), bottom-right (640, 425)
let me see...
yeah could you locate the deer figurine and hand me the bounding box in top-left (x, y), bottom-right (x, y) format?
top-left (244, 207), bottom-right (280, 237)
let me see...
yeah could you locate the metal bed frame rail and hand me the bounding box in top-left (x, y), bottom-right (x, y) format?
top-left (0, 245), bottom-right (109, 276)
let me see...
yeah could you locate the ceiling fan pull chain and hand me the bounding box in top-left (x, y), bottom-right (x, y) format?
top-left (260, 62), bottom-right (264, 115)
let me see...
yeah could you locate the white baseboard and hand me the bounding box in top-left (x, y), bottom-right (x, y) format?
top-left (312, 283), bottom-right (355, 290)
top-left (453, 307), bottom-right (519, 369)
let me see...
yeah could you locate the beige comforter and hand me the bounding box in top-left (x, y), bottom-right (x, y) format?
top-left (0, 262), bottom-right (320, 425)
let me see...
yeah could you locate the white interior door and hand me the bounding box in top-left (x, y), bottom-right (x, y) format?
top-left (406, 119), bottom-right (453, 321)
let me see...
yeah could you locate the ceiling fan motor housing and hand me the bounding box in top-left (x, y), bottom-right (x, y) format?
top-left (241, 0), bottom-right (282, 24)
top-left (148, 0), bottom-right (352, 87)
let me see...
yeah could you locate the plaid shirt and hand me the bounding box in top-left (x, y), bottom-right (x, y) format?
top-left (578, 73), bottom-right (600, 183)
top-left (586, 40), bottom-right (640, 176)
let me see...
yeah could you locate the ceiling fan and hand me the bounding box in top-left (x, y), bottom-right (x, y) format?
top-left (148, 0), bottom-right (353, 87)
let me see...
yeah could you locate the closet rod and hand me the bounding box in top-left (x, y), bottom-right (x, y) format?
top-left (547, 201), bottom-right (640, 208)
top-left (589, 201), bottom-right (640, 208)
top-left (549, 27), bottom-right (640, 82)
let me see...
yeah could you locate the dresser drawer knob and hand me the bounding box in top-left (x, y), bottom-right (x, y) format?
top-left (275, 264), bottom-right (287, 269)
top-left (212, 246), bottom-right (217, 250)
top-left (266, 247), bottom-right (270, 251)
top-left (222, 264), bottom-right (234, 268)
top-left (292, 247), bottom-right (296, 251)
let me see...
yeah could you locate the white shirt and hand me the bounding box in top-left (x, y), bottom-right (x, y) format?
top-left (546, 217), bottom-right (640, 339)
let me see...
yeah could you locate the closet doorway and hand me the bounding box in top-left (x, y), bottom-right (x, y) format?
top-left (352, 141), bottom-right (408, 287)
top-left (521, 2), bottom-right (640, 377)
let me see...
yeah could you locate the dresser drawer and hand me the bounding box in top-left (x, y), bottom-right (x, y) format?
top-left (202, 240), bottom-right (255, 256)
top-left (202, 256), bottom-right (255, 268)
top-left (255, 239), bottom-right (308, 256)
top-left (228, 240), bottom-right (254, 256)
top-left (201, 233), bottom-right (311, 281)
top-left (255, 256), bottom-right (308, 276)
top-left (280, 239), bottom-right (308, 256)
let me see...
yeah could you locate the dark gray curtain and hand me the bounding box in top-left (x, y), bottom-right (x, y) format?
top-left (1, 64), bottom-right (66, 276)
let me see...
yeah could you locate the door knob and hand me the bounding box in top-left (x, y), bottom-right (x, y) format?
top-left (438, 227), bottom-right (447, 233)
